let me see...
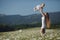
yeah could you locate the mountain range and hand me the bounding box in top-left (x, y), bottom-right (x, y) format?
top-left (0, 12), bottom-right (60, 25)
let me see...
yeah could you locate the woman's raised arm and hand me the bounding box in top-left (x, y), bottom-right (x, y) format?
top-left (39, 3), bottom-right (45, 16)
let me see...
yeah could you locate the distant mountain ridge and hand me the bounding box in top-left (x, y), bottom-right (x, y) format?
top-left (0, 12), bottom-right (60, 25)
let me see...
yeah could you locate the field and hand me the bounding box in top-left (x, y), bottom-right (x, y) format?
top-left (0, 27), bottom-right (60, 40)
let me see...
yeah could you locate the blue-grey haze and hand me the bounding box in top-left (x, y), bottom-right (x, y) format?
top-left (0, 0), bottom-right (60, 16)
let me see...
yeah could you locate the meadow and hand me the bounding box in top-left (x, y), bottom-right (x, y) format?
top-left (0, 27), bottom-right (60, 40)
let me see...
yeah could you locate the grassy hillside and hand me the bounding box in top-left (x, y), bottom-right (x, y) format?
top-left (0, 27), bottom-right (60, 40)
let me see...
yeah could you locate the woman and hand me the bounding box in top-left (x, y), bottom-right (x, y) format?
top-left (34, 3), bottom-right (50, 35)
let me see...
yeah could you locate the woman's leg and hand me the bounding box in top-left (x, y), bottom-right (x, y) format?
top-left (42, 28), bottom-right (45, 34)
top-left (40, 28), bottom-right (45, 34)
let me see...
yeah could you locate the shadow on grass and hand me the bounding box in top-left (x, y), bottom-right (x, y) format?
top-left (0, 26), bottom-right (40, 32)
top-left (0, 24), bottom-right (60, 32)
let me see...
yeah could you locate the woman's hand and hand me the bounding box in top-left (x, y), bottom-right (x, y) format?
top-left (39, 3), bottom-right (45, 16)
top-left (39, 3), bottom-right (45, 10)
top-left (40, 3), bottom-right (45, 8)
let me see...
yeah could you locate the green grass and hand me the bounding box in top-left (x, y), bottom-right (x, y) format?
top-left (0, 27), bottom-right (60, 40)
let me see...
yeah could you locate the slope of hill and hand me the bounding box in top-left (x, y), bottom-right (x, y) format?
top-left (0, 27), bottom-right (60, 40)
top-left (0, 12), bottom-right (60, 25)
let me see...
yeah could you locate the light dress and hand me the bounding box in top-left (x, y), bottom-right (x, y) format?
top-left (41, 16), bottom-right (46, 29)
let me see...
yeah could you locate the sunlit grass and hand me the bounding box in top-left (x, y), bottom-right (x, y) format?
top-left (0, 27), bottom-right (60, 40)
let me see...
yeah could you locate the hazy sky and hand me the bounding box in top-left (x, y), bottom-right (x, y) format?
top-left (0, 0), bottom-right (60, 15)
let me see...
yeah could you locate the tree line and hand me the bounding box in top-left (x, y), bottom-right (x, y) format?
top-left (0, 23), bottom-right (60, 32)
